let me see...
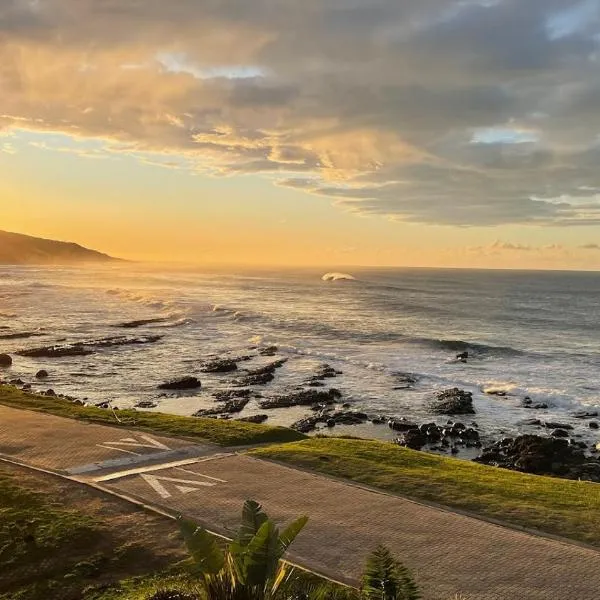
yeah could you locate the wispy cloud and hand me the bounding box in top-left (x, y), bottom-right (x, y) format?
top-left (2, 0), bottom-right (600, 226)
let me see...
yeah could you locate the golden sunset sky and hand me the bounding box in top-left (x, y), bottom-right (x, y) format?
top-left (2, 0), bottom-right (600, 269)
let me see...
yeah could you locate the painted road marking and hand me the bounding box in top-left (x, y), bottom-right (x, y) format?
top-left (140, 472), bottom-right (226, 499)
top-left (98, 434), bottom-right (171, 454)
top-left (67, 446), bottom-right (214, 476)
top-left (93, 453), bottom-right (233, 482)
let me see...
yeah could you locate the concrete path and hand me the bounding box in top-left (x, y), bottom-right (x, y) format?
top-left (1, 404), bottom-right (599, 600)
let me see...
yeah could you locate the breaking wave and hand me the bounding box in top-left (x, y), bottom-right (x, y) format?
top-left (322, 272), bottom-right (356, 282)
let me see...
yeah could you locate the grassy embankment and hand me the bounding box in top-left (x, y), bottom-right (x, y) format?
top-left (0, 385), bottom-right (305, 446)
top-left (252, 437), bottom-right (600, 547)
top-left (0, 462), bottom-right (195, 600)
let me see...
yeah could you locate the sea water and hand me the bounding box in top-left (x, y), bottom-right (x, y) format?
top-left (1, 264), bottom-right (599, 446)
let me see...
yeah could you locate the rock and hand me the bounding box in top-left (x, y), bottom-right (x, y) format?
top-left (18, 344), bottom-right (94, 358)
top-left (550, 428), bottom-right (570, 438)
top-left (18, 335), bottom-right (162, 358)
top-left (9, 378), bottom-right (24, 385)
top-left (451, 447), bottom-right (460, 455)
top-left (396, 430), bottom-right (428, 450)
top-left (116, 318), bottom-right (167, 328)
top-left (236, 414), bottom-right (268, 424)
top-left (200, 359), bottom-right (238, 373)
top-left (475, 434), bottom-right (597, 479)
top-left (393, 372), bottom-right (419, 389)
top-left (519, 418), bottom-right (542, 426)
top-left (388, 418), bottom-right (419, 432)
top-left (430, 388), bottom-right (475, 415)
top-left (195, 397), bottom-right (249, 417)
top-left (308, 381), bottom-right (325, 387)
top-left (259, 388), bottom-right (341, 409)
top-left (158, 377), bottom-right (201, 390)
top-left (456, 351), bottom-right (468, 362)
top-left (291, 416), bottom-right (321, 433)
top-left (22, 383), bottom-right (31, 390)
top-left (310, 364), bottom-right (339, 382)
top-left (234, 372), bottom-right (275, 386)
top-left (258, 346), bottom-right (278, 356)
top-left (45, 389), bottom-right (56, 396)
top-left (326, 419), bottom-right (336, 428)
top-left (544, 422), bottom-right (573, 430)
top-left (35, 369), bottom-right (49, 379)
top-left (590, 422), bottom-right (599, 430)
top-left (233, 359), bottom-right (287, 386)
top-left (0, 331), bottom-right (44, 340)
top-left (135, 401), bottom-right (157, 409)
top-left (0, 354), bottom-right (12, 367)
top-left (213, 389), bottom-right (252, 401)
top-left (572, 411), bottom-right (599, 419)
top-left (330, 410), bottom-right (368, 425)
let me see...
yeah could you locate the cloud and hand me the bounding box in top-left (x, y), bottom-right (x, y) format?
top-left (579, 243), bottom-right (600, 250)
top-left (2, 0), bottom-right (600, 226)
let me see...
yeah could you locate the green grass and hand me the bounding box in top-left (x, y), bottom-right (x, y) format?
top-left (251, 437), bottom-right (600, 547)
top-left (0, 474), bottom-right (122, 600)
top-left (0, 385), bottom-right (305, 446)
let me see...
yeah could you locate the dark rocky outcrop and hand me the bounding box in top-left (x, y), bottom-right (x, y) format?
top-left (35, 369), bottom-right (49, 379)
top-left (544, 422), bottom-right (573, 430)
top-left (116, 318), bottom-right (167, 328)
top-left (290, 408), bottom-right (368, 433)
top-left (430, 388), bottom-right (475, 415)
top-left (158, 376), bottom-right (201, 390)
top-left (194, 397), bottom-right (249, 417)
top-left (18, 345), bottom-right (93, 358)
top-left (213, 389), bottom-right (253, 401)
top-left (259, 388), bottom-right (341, 410)
top-left (236, 414), bottom-right (268, 424)
top-left (522, 397), bottom-right (548, 410)
top-left (474, 434), bottom-right (600, 481)
top-left (232, 359), bottom-right (287, 386)
top-left (135, 400), bottom-right (158, 409)
top-left (18, 335), bottom-right (162, 358)
top-left (393, 419), bottom-right (481, 452)
top-left (0, 354), bottom-right (12, 367)
top-left (0, 332), bottom-right (44, 340)
top-left (200, 359), bottom-right (238, 373)
top-left (393, 372), bottom-right (419, 390)
top-left (258, 346), bottom-right (278, 356)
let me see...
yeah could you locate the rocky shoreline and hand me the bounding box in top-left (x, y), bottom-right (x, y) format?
top-left (1, 340), bottom-right (599, 483)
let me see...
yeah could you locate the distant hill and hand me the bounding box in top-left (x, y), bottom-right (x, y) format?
top-left (0, 230), bottom-right (120, 265)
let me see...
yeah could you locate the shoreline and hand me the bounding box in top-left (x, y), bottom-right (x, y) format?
top-left (1, 372), bottom-right (599, 484)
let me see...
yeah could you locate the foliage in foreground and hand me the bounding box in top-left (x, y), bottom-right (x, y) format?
top-left (164, 500), bottom-right (421, 600)
top-left (0, 385), bottom-right (305, 446)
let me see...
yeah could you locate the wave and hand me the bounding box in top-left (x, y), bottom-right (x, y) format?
top-left (408, 337), bottom-right (525, 357)
top-left (322, 272), bottom-right (356, 282)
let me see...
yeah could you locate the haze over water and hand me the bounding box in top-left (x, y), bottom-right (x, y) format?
top-left (2, 265), bottom-right (599, 447)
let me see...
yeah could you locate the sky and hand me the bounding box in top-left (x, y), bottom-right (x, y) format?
top-left (2, 0), bottom-right (600, 269)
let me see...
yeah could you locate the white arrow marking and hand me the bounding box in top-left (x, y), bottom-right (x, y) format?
top-left (140, 473), bottom-right (220, 499)
top-left (99, 434), bottom-right (171, 453)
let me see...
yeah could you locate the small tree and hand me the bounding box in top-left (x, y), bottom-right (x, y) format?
top-left (178, 500), bottom-right (308, 600)
top-left (173, 501), bottom-right (421, 600)
top-left (361, 546), bottom-right (420, 600)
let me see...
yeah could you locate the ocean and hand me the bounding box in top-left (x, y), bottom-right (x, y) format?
top-left (1, 264), bottom-right (599, 447)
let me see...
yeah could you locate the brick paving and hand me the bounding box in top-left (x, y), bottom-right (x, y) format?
top-left (1, 405), bottom-right (599, 600)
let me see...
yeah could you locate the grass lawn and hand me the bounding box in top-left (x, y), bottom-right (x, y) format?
top-left (251, 437), bottom-right (600, 547)
top-left (0, 462), bottom-right (188, 600)
top-left (0, 385), bottom-right (305, 446)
